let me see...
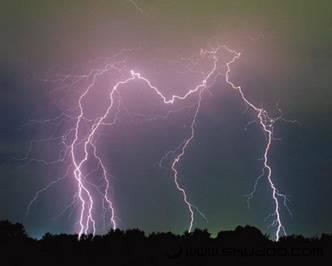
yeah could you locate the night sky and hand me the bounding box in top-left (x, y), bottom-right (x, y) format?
top-left (0, 0), bottom-right (331, 240)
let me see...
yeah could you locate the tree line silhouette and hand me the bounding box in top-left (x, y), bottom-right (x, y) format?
top-left (1, 220), bottom-right (331, 265)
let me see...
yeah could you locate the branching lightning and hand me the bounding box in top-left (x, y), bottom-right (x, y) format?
top-left (223, 46), bottom-right (289, 241)
top-left (20, 44), bottom-right (292, 241)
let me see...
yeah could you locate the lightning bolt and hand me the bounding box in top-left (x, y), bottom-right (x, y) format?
top-left (70, 46), bottom-right (219, 237)
top-left (21, 44), bottom-right (291, 241)
top-left (127, 0), bottom-right (144, 14)
top-left (223, 45), bottom-right (288, 241)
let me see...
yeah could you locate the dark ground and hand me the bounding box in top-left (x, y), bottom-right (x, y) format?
top-left (1, 220), bottom-right (331, 265)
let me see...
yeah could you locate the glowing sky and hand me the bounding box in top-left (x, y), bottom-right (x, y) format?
top-left (0, 0), bottom-right (331, 239)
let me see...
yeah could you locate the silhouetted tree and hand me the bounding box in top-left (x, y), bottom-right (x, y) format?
top-left (0, 220), bottom-right (27, 242)
top-left (0, 220), bottom-right (330, 266)
top-left (191, 228), bottom-right (211, 241)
